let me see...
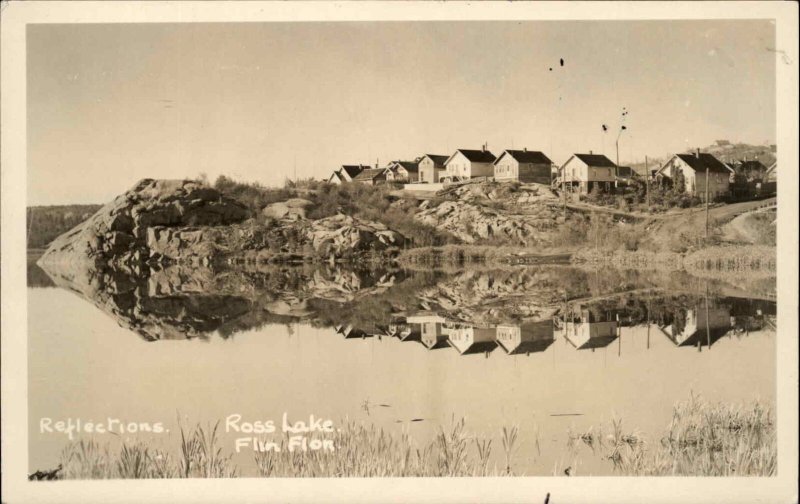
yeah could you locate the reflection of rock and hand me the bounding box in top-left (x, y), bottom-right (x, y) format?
top-left (38, 179), bottom-right (248, 268)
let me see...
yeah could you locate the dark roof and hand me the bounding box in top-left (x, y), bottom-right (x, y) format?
top-left (497, 150), bottom-right (553, 165)
top-left (352, 168), bottom-right (387, 181)
top-left (454, 149), bottom-right (497, 163)
top-left (423, 154), bottom-right (449, 167)
top-left (341, 165), bottom-right (368, 178)
top-left (574, 153), bottom-right (617, 168)
top-left (675, 153), bottom-right (731, 174)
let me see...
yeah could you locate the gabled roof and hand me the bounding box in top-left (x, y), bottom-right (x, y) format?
top-left (341, 164), bottom-right (369, 178)
top-left (446, 149), bottom-right (497, 165)
top-left (573, 153), bottom-right (617, 168)
top-left (674, 153), bottom-right (731, 174)
top-left (422, 154), bottom-right (449, 168)
top-left (389, 161), bottom-right (420, 174)
top-left (352, 168), bottom-right (388, 181)
top-left (495, 149), bottom-right (553, 166)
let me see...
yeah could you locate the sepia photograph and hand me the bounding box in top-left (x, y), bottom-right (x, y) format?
top-left (2, 2), bottom-right (798, 503)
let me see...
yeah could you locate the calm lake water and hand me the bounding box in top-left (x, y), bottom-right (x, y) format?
top-left (28, 258), bottom-right (776, 476)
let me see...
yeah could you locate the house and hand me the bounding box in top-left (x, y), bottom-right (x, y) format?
top-left (495, 321), bottom-right (555, 355)
top-left (493, 149), bottom-right (553, 184)
top-left (658, 305), bottom-right (731, 348)
top-left (443, 148), bottom-right (497, 181)
top-left (418, 154), bottom-right (449, 183)
top-left (446, 325), bottom-right (498, 355)
top-left (327, 164), bottom-right (369, 184)
top-left (385, 161), bottom-right (420, 183)
top-left (352, 167), bottom-right (389, 186)
top-left (559, 153), bottom-right (618, 194)
top-left (655, 152), bottom-right (732, 201)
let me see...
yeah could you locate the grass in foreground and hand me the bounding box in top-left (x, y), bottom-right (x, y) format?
top-left (45, 395), bottom-right (774, 479)
top-left (567, 394), bottom-right (776, 476)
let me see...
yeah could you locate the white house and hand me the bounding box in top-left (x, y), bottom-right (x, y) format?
top-left (443, 148), bottom-right (497, 181)
top-left (559, 153), bottom-right (618, 194)
top-left (418, 154), bottom-right (449, 183)
top-left (493, 149), bottom-right (553, 184)
top-left (655, 152), bottom-right (732, 201)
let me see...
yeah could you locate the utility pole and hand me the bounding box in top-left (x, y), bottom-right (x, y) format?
top-left (561, 164), bottom-right (567, 222)
top-left (645, 156), bottom-right (650, 211)
top-left (705, 166), bottom-right (710, 239)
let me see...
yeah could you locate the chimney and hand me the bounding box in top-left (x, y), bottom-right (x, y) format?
top-left (482, 143), bottom-right (486, 152)
top-left (589, 150), bottom-right (593, 155)
top-left (695, 148), bottom-right (700, 159)
top-left (523, 147), bottom-right (527, 152)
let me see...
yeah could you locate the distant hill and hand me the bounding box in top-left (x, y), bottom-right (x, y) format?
top-left (27, 204), bottom-right (102, 249)
top-left (630, 141), bottom-right (776, 176)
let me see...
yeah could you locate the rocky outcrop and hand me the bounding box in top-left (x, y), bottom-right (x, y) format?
top-left (38, 179), bottom-right (248, 268)
top-left (415, 182), bottom-right (564, 245)
top-left (305, 214), bottom-right (405, 257)
top-left (262, 198), bottom-right (314, 221)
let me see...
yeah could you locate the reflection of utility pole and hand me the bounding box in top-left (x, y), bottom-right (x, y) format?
top-left (646, 294), bottom-right (651, 350)
top-left (617, 313), bottom-right (621, 357)
top-left (705, 166), bottom-right (710, 240)
top-left (705, 281), bottom-right (711, 350)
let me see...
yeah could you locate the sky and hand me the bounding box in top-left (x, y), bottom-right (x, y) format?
top-left (27, 20), bottom-right (776, 205)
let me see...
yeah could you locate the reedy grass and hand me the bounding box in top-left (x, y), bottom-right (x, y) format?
top-left (566, 394), bottom-right (776, 476)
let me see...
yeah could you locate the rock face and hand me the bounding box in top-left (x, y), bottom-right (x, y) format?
top-left (416, 182), bottom-right (562, 245)
top-left (262, 198), bottom-right (314, 221)
top-left (39, 179), bottom-right (248, 268)
top-left (305, 214), bottom-right (405, 257)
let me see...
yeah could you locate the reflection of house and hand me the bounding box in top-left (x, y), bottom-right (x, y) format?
top-left (559, 153), bottom-right (618, 194)
top-left (563, 308), bottom-right (617, 350)
top-left (407, 313), bottom-right (452, 350)
top-left (495, 321), bottom-right (555, 355)
top-left (385, 161), bottom-right (420, 183)
top-left (444, 148), bottom-right (497, 181)
top-left (446, 326), bottom-right (498, 355)
top-left (328, 164), bottom-right (370, 184)
top-left (655, 152), bottom-right (731, 201)
top-left (418, 154), bottom-right (449, 183)
top-left (493, 149), bottom-right (553, 184)
top-left (658, 305), bottom-right (731, 348)
top-left (564, 320), bottom-right (618, 350)
top-left (397, 322), bottom-right (422, 342)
